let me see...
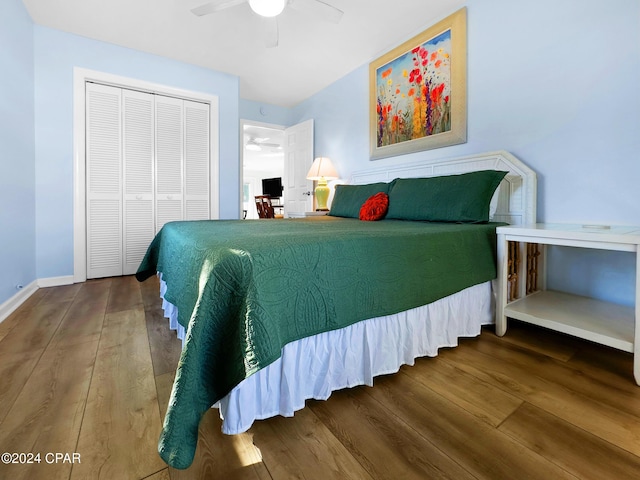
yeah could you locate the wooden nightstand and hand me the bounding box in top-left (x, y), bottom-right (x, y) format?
top-left (496, 223), bottom-right (640, 385)
top-left (287, 211), bottom-right (329, 218)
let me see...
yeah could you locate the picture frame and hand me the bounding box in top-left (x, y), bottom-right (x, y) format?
top-left (369, 8), bottom-right (467, 160)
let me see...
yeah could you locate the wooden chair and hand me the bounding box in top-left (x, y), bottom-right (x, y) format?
top-left (255, 195), bottom-right (275, 219)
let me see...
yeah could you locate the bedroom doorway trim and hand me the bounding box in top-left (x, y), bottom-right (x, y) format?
top-left (72, 67), bottom-right (220, 283)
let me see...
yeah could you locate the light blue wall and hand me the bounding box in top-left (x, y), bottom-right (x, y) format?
top-left (292, 0), bottom-right (640, 306)
top-left (240, 98), bottom-right (292, 126)
top-left (33, 26), bottom-right (241, 279)
top-left (0, 0), bottom-right (36, 305)
top-left (292, 66), bottom-right (368, 172)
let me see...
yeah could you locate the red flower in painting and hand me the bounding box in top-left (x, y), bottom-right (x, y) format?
top-left (391, 114), bottom-right (399, 132)
top-left (430, 83), bottom-right (446, 104)
top-left (359, 192), bottom-right (389, 221)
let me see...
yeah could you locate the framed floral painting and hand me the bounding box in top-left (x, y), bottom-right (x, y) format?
top-left (370, 8), bottom-right (467, 159)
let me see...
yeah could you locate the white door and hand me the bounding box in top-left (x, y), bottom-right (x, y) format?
top-left (122, 89), bottom-right (155, 275)
top-left (155, 95), bottom-right (184, 233)
top-left (86, 83), bottom-right (123, 279)
top-left (86, 85), bottom-right (212, 278)
top-left (184, 100), bottom-right (210, 221)
top-left (283, 119), bottom-right (314, 214)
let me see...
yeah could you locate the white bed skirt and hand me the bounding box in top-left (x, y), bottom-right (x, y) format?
top-left (159, 277), bottom-right (494, 434)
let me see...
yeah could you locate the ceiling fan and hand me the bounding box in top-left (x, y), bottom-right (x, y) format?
top-left (191, 0), bottom-right (344, 48)
top-left (245, 136), bottom-right (282, 151)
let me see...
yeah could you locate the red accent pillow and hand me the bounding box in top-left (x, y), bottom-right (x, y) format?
top-left (359, 192), bottom-right (389, 221)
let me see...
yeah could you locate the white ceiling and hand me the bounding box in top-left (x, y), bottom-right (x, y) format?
top-left (21, 0), bottom-right (464, 107)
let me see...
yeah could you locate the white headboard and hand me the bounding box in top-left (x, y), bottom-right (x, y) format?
top-left (349, 150), bottom-right (537, 225)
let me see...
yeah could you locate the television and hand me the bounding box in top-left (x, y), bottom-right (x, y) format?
top-left (262, 177), bottom-right (283, 198)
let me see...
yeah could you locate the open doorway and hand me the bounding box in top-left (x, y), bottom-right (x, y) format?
top-left (241, 121), bottom-right (285, 219)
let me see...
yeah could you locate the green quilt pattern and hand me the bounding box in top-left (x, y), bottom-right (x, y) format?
top-left (136, 217), bottom-right (501, 468)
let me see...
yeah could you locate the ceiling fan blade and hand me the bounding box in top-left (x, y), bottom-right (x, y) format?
top-left (262, 17), bottom-right (279, 48)
top-left (289, 0), bottom-right (344, 24)
top-left (255, 139), bottom-right (281, 147)
top-left (191, 0), bottom-right (246, 16)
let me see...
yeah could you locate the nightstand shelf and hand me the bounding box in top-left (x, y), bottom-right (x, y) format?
top-left (504, 290), bottom-right (634, 352)
top-left (496, 223), bottom-right (640, 385)
top-left (287, 211), bottom-right (328, 218)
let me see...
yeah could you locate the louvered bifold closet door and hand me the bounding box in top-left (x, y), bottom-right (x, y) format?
top-left (184, 100), bottom-right (210, 220)
top-left (122, 89), bottom-right (155, 275)
top-left (155, 96), bottom-right (184, 233)
top-left (86, 83), bottom-right (123, 279)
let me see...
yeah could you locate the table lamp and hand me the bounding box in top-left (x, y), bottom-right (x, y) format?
top-left (306, 157), bottom-right (339, 211)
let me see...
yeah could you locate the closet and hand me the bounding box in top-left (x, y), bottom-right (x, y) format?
top-left (85, 82), bottom-right (210, 278)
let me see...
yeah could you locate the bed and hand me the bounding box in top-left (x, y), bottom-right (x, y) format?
top-left (136, 150), bottom-right (536, 469)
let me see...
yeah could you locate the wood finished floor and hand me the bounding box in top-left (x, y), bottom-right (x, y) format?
top-left (1, 275), bottom-right (639, 479)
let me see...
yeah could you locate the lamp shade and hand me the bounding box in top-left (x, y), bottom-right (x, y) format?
top-left (306, 157), bottom-right (339, 180)
top-left (248, 0), bottom-right (286, 17)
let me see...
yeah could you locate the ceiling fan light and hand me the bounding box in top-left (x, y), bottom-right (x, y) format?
top-left (249, 0), bottom-right (286, 17)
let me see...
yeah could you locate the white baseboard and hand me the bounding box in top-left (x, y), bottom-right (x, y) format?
top-left (0, 280), bottom-right (39, 324)
top-left (38, 275), bottom-right (75, 288)
top-left (0, 275), bottom-right (76, 324)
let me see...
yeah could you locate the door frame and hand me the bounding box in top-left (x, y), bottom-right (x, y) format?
top-left (239, 119), bottom-right (285, 218)
top-left (72, 67), bottom-right (220, 283)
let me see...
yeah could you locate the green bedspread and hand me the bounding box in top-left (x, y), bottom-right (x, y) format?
top-left (136, 216), bottom-right (502, 468)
